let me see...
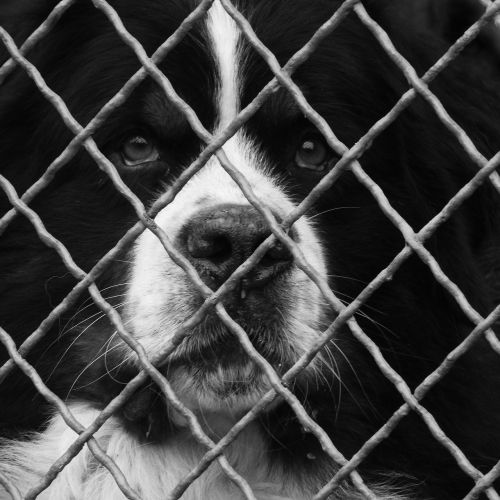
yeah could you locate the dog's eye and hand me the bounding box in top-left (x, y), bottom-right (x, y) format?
top-left (295, 134), bottom-right (330, 172)
top-left (120, 135), bottom-right (159, 166)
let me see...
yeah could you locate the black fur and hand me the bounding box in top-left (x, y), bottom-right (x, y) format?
top-left (0, 1), bottom-right (499, 498)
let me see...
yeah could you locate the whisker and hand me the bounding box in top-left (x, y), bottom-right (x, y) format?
top-left (45, 303), bottom-right (126, 383)
top-left (65, 334), bottom-right (128, 398)
top-left (308, 206), bottom-right (360, 220)
top-left (328, 341), bottom-right (381, 420)
top-left (59, 292), bottom-right (130, 336)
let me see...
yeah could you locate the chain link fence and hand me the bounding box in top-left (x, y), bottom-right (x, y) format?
top-left (0, 0), bottom-right (499, 498)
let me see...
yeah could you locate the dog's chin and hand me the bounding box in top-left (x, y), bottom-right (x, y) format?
top-left (166, 361), bottom-right (272, 419)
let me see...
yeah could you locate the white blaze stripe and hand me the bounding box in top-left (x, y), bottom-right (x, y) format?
top-left (206, 0), bottom-right (241, 128)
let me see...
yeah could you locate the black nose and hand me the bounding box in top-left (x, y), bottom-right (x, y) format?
top-left (179, 205), bottom-right (295, 289)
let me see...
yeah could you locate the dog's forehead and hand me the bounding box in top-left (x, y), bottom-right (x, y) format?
top-left (136, 0), bottom-right (336, 136)
top-left (206, 0), bottom-right (241, 129)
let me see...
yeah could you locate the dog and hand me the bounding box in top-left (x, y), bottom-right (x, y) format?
top-left (0, 0), bottom-right (499, 499)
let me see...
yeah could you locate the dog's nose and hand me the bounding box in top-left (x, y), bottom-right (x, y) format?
top-left (180, 205), bottom-right (295, 289)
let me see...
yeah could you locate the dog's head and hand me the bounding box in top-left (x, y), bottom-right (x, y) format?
top-left (0, 0), bottom-right (497, 433)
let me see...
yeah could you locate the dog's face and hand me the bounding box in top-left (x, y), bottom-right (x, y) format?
top-left (126, 144), bottom-right (327, 415)
top-left (104, 0), bottom-right (333, 415)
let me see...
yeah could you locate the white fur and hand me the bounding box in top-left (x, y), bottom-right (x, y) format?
top-left (0, 403), bottom-right (412, 500)
top-left (124, 0), bottom-right (328, 414)
top-left (207, 0), bottom-right (241, 128)
top-left (0, 404), bottom-right (307, 500)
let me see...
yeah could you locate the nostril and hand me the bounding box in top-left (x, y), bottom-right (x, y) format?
top-left (187, 232), bottom-right (232, 264)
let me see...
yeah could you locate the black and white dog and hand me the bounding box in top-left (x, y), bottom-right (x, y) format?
top-left (0, 1), bottom-right (499, 499)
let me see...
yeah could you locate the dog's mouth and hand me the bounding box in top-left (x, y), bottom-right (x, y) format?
top-left (119, 250), bottom-right (326, 435)
top-left (160, 316), bottom-right (293, 414)
top-left (120, 356), bottom-right (275, 440)
top-left (118, 316), bottom-right (294, 438)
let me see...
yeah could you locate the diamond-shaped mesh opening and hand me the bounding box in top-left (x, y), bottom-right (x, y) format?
top-left (0, 0), bottom-right (499, 499)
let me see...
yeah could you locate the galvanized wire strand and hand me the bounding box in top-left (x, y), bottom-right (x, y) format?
top-left (0, 0), bottom-right (77, 86)
top-left (0, 328), bottom-right (141, 500)
top-left (313, 303), bottom-right (500, 500)
top-left (0, 0), bottom-right (215, 238)
top-left (0, 472), bottom-right (21, 500)
top-left (0, 154), bottom-right (257, 499)
top-left (0, 1), bottom-right (496, 498)
top-left (479, 0), bottom-right (495, 9)
top-left (353, 1), bottom-right (500, 194)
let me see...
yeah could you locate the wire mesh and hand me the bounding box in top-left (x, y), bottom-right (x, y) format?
top-left (0, 0), bottom-right (498, 499)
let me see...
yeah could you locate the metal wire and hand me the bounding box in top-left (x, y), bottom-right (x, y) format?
top-left (0, 0), bottom-right (498, 499)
